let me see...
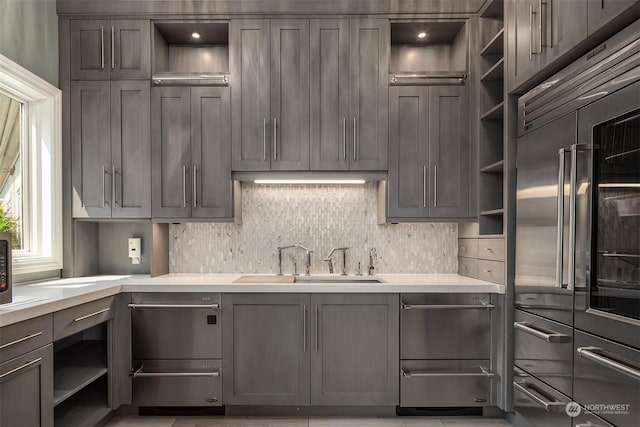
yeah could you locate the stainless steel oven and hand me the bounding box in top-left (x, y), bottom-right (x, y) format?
top-left (575, 80), bottom-right (640, 350)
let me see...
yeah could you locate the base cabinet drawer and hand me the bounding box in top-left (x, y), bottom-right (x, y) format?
top-left (54, 296), bottom-right (115, 340)
top-left (513, 370), bottom-right (571, 427)
top-left (132, 359), bottom-right (222, 407)
top-left (477, 259), bottom-right (504, 285)
top-left (0, 315), bottom-right (52, 364)
top-left (458, 239), bottom-right (478, 258)
top-left (401, 360), bottom-right (493, 407)
top-left (458, 257), bottom-right (478, 278)
top-left (477, 238), bottom-right (504, 261)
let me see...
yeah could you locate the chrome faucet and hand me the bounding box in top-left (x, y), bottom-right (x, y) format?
top-left (324, 247), bottom-right (349, 276)
top-left (277, 243), bottom-right (313, 276)
top-left (368, 248), bottom-right (378, 276)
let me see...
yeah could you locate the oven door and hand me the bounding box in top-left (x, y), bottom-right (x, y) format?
top-left (575, 80), bottom-right (640, 350)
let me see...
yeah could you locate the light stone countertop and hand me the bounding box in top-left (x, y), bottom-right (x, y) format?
top-left (0, 273), bottom-right (504, 327)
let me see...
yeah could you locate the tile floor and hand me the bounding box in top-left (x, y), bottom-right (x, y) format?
top-left (105, 416), bottom-right (514, 427)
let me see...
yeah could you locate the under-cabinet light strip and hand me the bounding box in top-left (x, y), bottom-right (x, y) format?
top-left (254, 179), bottom-right (366, 185)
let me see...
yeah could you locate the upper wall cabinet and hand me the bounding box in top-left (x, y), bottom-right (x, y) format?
top-left (231, 18), bottom-right (389, 172)
top-left (70, 20), bottom-right (151, 80)
top-left (587, 0), bottom-right (639, 36)
top-left (71, 80), bottom-right (151, 218)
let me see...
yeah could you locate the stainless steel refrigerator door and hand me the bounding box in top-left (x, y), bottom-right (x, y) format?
top-left (515, 112), bottom-right (577, 326)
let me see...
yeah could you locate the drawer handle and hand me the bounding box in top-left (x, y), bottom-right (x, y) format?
top-left (402, 301), bottom-right (494, 310)
top-left (73, 307), bottom-right (110, 322)
top-left (128, 303), bottom-right (220, 309)
top-left (484, 248), bottom-right (494, 252)
top-left (577, 347), bottom-right (640, 381)
top-left (0, 332), bottom-right (43, 350)
top-left (0, 358), bottom-right (42, 379)
top-left (483, 269), bottom-right (492, 273)
top-left (132, 365), bottom-right (220, 378)
top-left (513, 381), bottom-right (567, 412)
top-left (205, 397), bottom-right (218, 403)
top-left (403, 366), bottom-right (494, 378)
top-left (514, 322), bottom-right (571, 343)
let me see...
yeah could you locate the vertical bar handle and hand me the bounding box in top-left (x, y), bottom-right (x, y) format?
top-left (182, 165), bottom-right (187, 208)
top-left (568, 144), bottom-right (577, 291)
top-left (353, 118), bottom-right (357, 161)
top-left (273, 118), bottom-right (277, 161)
top-left (193, 165), bottom-right (197, 208)
top-left (538, 0), bottom-right (543, 53)
top-left (112, 165), bottom-right (117, 207)
top-left (556, 148), bottom-right (566, 288)
top-left (315, 305), bottom-right (319, 352)
top-left (529, 5), bottom-right (533, 60)
top-left (263, 118), bottom-right (267, 161)
top-left (303, 305), bottom-right (307, 353)
top-left (111, 26), bottom-right (115, 69)
top-left (434, 165), bottom-right (438, 208)
top-left (423, 165), bottom-right (427, 207)
top-left (343, 118), bottom-right (347, 160)
top-left (102, 166), bottom-right (106, 207)
top-left (101, 26), bottom-right (105, 69)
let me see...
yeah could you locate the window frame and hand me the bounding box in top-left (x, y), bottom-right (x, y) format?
top-left (0, 53), bottom-right (63, 277)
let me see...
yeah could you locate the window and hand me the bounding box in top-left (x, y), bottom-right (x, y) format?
top-left (0, 53), bottom-right (62, 278)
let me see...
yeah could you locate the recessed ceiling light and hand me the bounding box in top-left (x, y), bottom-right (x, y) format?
top-left (417, 32), bottom-right (427, 39)
top-left (191, 32), bottom-right (201, 39)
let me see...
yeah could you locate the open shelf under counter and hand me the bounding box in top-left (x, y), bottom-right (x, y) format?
top-left (481, 101), bottom-right (504, 121)
top-left (53, 340), bottom-right (108, 406)
top-left (54, 375), bottom-right (110, 427)
top-left (480, 28), bottom-right (504, 57)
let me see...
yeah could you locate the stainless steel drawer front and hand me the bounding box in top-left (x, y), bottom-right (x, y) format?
top-left (401, 294), bottom-right (491, 360)
top-left (401, 360), bottom-right (492, 407)
top-left (131, 293), bottom-right (221, 360)
top-left (132, 359), bottom-right (222, 407)
top-left (514, 309), bottom-right (573, 396)
top-left (573, 330), bottom-right (640, 427)
top-left (513, 370), bottom-right (571, 427)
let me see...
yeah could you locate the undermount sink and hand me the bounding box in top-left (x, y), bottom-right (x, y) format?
top-left (294, 275), bottom-right (384, 283)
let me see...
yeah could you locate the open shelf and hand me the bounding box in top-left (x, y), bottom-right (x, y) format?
top-left (481, 57), bottom-right (504, 82)
top-left (54, 340), bottom-right (108, 406)
top-left (480, 0), bottom-right (504, 18)
top-left (480, 29), bottom-right (504, 57)
top-left (54, 375), bottom-right (110, 427)
top-left (480, 208), bottom-right (504, 216)
top-left (481, 101), bottom-right (504, 121)
top-left (479, 215), bottom-right (503, 236)
top-left (480, 160), bottom-right (504, 173)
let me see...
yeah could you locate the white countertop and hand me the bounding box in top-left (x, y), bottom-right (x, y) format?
top-left (0, 273), bottom-right (504, 327)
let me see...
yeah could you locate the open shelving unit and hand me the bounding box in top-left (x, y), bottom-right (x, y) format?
top-left (478, 0), bottom-right (505, 236)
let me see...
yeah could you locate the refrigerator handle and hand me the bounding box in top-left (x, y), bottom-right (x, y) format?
top-left (568, 144), bottom-right (578, 291)
top-left (555, 148), bottom-right (566, 288)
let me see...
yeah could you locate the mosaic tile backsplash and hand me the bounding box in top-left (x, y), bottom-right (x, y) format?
top-left (169, 182), bottom-right (458, 274)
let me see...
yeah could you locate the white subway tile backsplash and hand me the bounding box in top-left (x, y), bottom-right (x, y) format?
top-left (169, 183), bottom-right (457, 274)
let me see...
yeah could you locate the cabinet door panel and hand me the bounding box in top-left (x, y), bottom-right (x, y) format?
top-left (542, 0), bottom-right (587, 66)
top-left (111, 81), bottom-right (151, 218)
top-left (509, 0), bottom-right (539, 92)
top-left (0, 345), bottom-right (53, 427)
top-left (222, 294), bottom-right (310, 406)
top-left (71, 81), bottom-right (112, 218)
top-left (270, 19), bottom-right (310, 171)
top-left (388, 86), bottom-right (429, 218)
top-left (230, 20), bottom-right (271, 171)
top-left (349, 19), bottom-right (389, 170)
top-left (311, 294), bottom-right (399, 406)
top-left (310, 19), bottom-right (350, 171)
top-left (70, 20), bottom-right (110, 80)
top-left (588, 0), bottom-right (639, 35)
top-left (151, 87), bottom-right (191, 218)
top-left (111, 20), bottom-right (151, 80)
top-left (191, 87), bottom-right (233, 218)
top-left (429, 86), bottom-right (469, 218)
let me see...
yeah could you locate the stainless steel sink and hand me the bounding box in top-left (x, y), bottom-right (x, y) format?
top-left (294, 275), bottom-right (384, 283)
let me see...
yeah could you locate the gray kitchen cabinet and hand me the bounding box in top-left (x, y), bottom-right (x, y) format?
top-left (72, 80), bottom-right (151, 218)
top-left (230, 19), bottom-right (271, 171)
top-left (0, 345), bottom-right (54, 427)
top-left (349, 19), bottom-right (389, 171)
top-left (222, 293), bottom-right (310, 406)
top-left (309, 19), bottom-right (350, 171)
top-left (70, 19), bottom-right (150, 80)
top-left (588, 0), bottom-right (639, 36)
top-left (270, 19), bottom-right (310, 171)
top-left (542, 0), bottom-right (588, 67)
top-left (509, 0), bottom-right (541, 92)
top-left (387, 85), bottom-right (469, 220)
top-left (152, 86), bottom-right (233, 219)
top-left (310, 294), bottom-right (399, 406)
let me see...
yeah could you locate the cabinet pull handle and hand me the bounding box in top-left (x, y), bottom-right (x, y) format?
top-left (182, 165), bottom-right (187, 208)
top-left (73, 307), bottom-right (110, 322)
top-left (273, 118), bottom-right (277, 161)
top-left (0, 358), bottom-right (42, 379)
top-left (132, 365), bottom-right (220, 378)
top-left (102, 166), bottom-right (107, 207)
top-left (556, 148), bottom-right (566, 288)
top-left (423, 165), bottom-right (427, 207)
top-left (513, 381), bottom-right (566, 411)
top-left (111, 26), bottom-right (115, 69)
top-left (514, 322), bottom-right (571, 343)
top-left (101, 26), bottom-right (105, 69)
top-left (577, 347), bottom-right (640, 381)
top-left (568, 145), bottom-right (577, 291)
top-left (193, 165), bottom-right (197, 208)
top-left (402, 301), bottom-right (494, 310)
top-left (403, 366), bottom-right (494, 378)
top-left (303, 305), bottom-right (307, 353)
top-left (0, 332), bottom-right (43, 350)
top-left (433, 165), bottom-right (438, 207)
top-left (353, 118), bottom-right (357, 161)
top-left (315, 305), bottom-right (319, 352)
top-left (529, 5), bottom-right (533, 60)
top-left (263, 118), bottom-right (267, 161)
top-left (112, 166), bottom-right (117, 207)
top-left (128, 303), bottom-right (220, 309)
top-left (343, 118), bottom-right (347, 160)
